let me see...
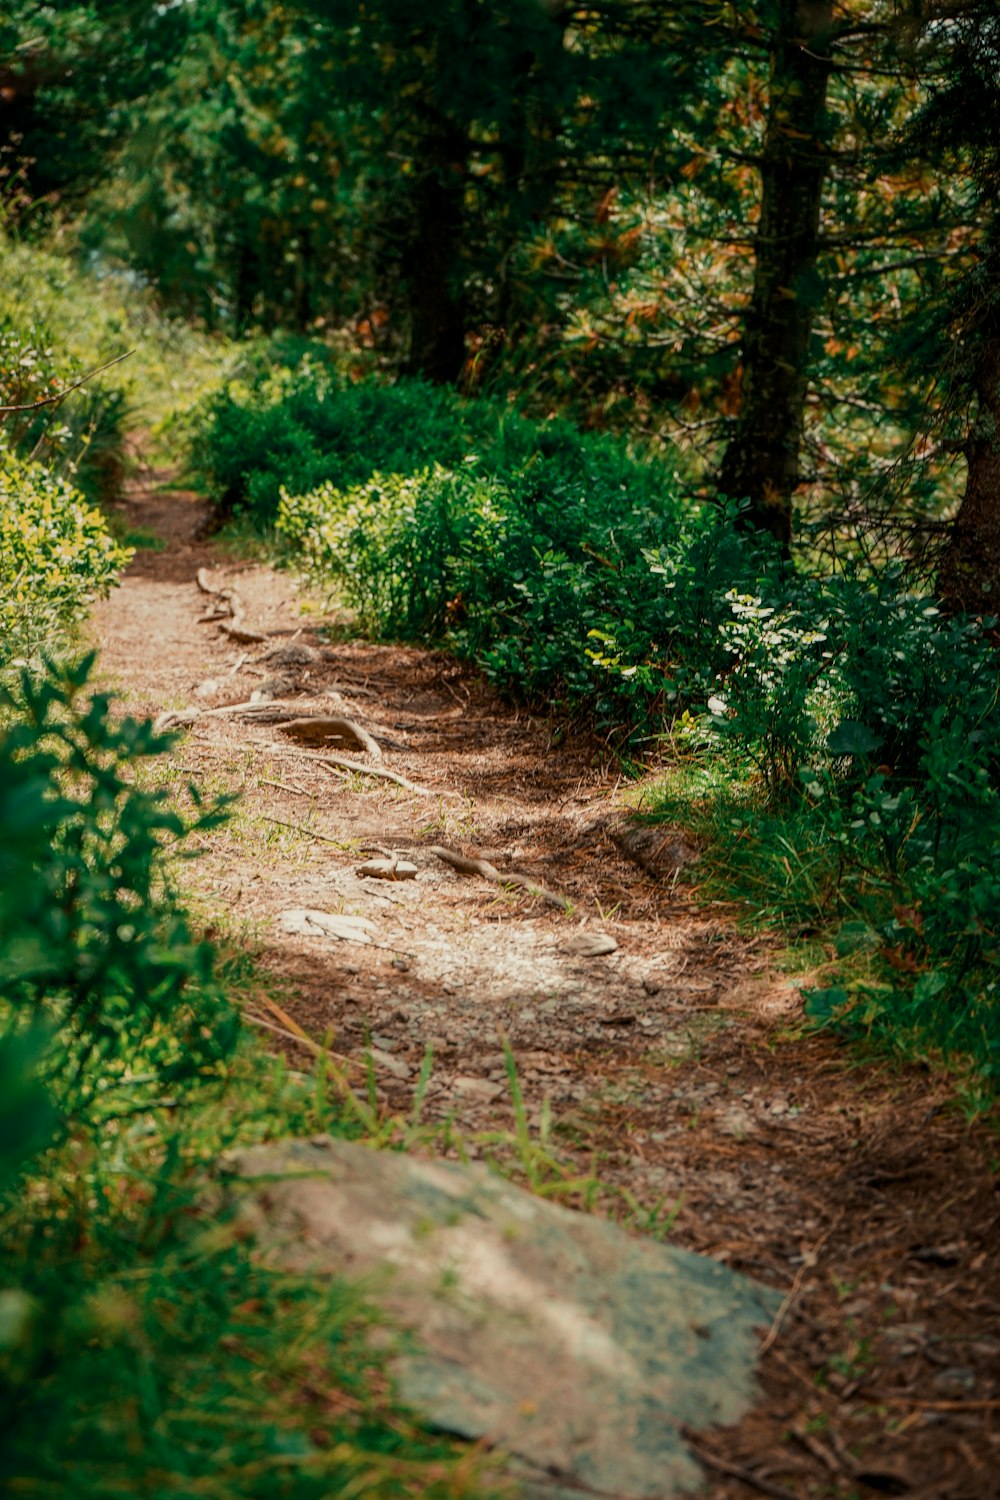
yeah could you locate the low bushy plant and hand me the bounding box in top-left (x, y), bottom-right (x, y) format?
top-left (0, 448), bottom-right (131, 665)
top-left (0, 315), bottom-right (130, 505)
top-left (278, 463), bottom-right (510, 638)
top-left (0, 232), bottom-right (235, 473)
top-left (0, 661), bottom-right (488, 1500)
top-left (277, 447), bottom-right (699, 734)
top-left (662, 566), bottom-right (1000, 1095)
top-left (193, 361), bottom-right (482, 524)
top-left (191, 351), bottom-right (676, 529)
top-left (0, 655), bottom-right (237, 1133)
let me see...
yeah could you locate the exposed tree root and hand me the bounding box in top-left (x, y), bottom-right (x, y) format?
top-left (278, 716), bottom-right (383, 760)
top-left (219, 619), bottom-right (268, 643)
top-left (156, 701), bottom-right (384, 760)
top-left (194, 569), bottom-right (266, 642)
top-left (428, 844), bottom-right (574, 912)
top-left (316, 754), bottom-right (433, 796)
top-left (247, 738), bottom-right (437, 796)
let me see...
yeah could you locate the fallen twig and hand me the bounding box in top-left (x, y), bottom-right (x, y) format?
top-left (860, 1391), bottom-right (1000, 1411)
top-left (0, 349), bottom-right (135, 413)
top-left (262, 815), bottom-right (352, 848)
top-left (244, 1012), bottom-right (358, 1069)
top-left (680, 1434), bottom-right (804, 1500)
top-left (316, 754), bottom-right (434, 796)
top-left (252, 994), bottom-right (359, 1065)
top-left (246, 737), bottom-right (452, 798)
top-left (759, 1215), bottom-right (842, 1357)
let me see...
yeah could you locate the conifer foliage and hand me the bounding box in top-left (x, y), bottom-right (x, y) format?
top-left (3, 1), bottom-right (1000, 585)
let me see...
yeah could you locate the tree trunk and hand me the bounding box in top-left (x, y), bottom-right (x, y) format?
top-left (402, 130), bottom-right (469, 384)
top-left (293, 227), bottom-right (313, 332)
top-left (937, 324), bottom-right (1000, 619)
top-left (717, 0), bottom-right (834, 547)
top-left (233, 234), bottom-right (258, 332)
top-left (493, 9), bottom-right (571, 336)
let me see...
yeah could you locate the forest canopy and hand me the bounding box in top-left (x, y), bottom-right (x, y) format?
top-left (4, 0), bottom-right (999, 590)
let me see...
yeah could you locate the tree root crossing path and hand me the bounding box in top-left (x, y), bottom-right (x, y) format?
top-left (93, 471), bottom-right (1000, 1500)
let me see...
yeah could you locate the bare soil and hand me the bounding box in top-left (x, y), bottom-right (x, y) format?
top-left (92, 473), bottom-right (1000, 1500)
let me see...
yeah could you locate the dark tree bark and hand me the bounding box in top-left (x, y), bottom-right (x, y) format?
top-left (233, 235), bottom-right (259, 332)
top-left (937, 292), bottom-right (1000, 618)
top-left (919, 5), bottom-right (1000, 620)
top-left (401, 129), bottom-right (470, 384)
top-left (492, 9), bottom-right (571, 335)
top-left (293, 227), bottom-right (313, 332)
top-left (717, 0), bottom-right (835, 547)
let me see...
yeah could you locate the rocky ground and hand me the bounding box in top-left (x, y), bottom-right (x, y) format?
top-left (91, 469), bottom-right (1000, 1500)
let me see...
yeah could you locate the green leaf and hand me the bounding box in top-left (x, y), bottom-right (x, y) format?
top-left (827, 721), bottom-right (882, 757)
top-left (803, 986), bottom-right (849, 1026)
top-left (834, 922), bottom-right (879, 957)
top-left (913, 970), bottom-right (949, 1006)
top-left (0, 1029), bottom-right (57, 1187)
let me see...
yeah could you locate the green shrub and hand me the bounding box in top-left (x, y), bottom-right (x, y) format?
top-left (797, 594), bottom-right (1000, 1092)
top-left (0, 448), bottom-right (131, 666)
top-left (0, 233), bottom-right (235, 471)
top-left (703, 583), bottom-right (837, 797)
top-left (0, 314), bottom-right (130, 506)
top-left (0, 659), bottom-right (492, 1500)
top-left (655, 564), bottom-right (1000, 1095)
top-left (279, 463), bottom-right (511, 638)
top-left (0, 1028), bottom-right (56, 1189)
top-left (0, 655), bottom-right (238, 1133)
top-left (278, 456), bottom-right (780, 740)
top-left (191, 351), bottom-right (678, 529)
top-left (193, 362), bottom-right (481, 524)
top-left (278, 451), bottom-right (700, 734)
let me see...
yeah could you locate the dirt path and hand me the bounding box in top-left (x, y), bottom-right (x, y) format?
top-left (93, 474), bottom-right (1000, 1500)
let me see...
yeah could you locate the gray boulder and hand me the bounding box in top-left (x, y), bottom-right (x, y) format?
top-left (219, 1138), bottom-right (780, 1499)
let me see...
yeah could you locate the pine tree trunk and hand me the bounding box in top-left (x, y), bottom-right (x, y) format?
top-left (717, 0), bottom-right (834, 547)
top-left (402, 131), bottom-right (469, 384)
top-left (937, 326), bottom-right (1000, 619)
top-left (494, 11), bottom-right (570, 336)
top-left (233, 236), bottom-right (258, 332)
top-left (293, 228), bottom-right (313, 332)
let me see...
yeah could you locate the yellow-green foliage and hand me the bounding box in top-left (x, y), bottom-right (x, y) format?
top-left (0, 447), bottom-right (131, 662)
top-left (0, 234), bottom-right (236, 445)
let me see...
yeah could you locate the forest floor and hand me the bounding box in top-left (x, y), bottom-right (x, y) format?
top-left (91, 467), bottom-right (1000, 1500)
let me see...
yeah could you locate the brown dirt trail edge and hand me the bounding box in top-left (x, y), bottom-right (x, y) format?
top-left (92, 473), bottom-right (1000, 1500)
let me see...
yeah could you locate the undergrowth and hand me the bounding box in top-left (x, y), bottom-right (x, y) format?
top-left (0, 231), bottom-right (235, 487)
top-left (195, 352), bottom-right (764, 743)
top-left (0, 450), bottom-right (131, 668)
top-left (0, 658), bottom-right (499, 1500)
top-left (2, 658), bottom-right (671, 1496)
top-left (194, 354), bottom-right (1000, 1099)
top-left (0, 232), bottom-right (236, 669)
top-left (644, 750), bottom-right (1000, 1109)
